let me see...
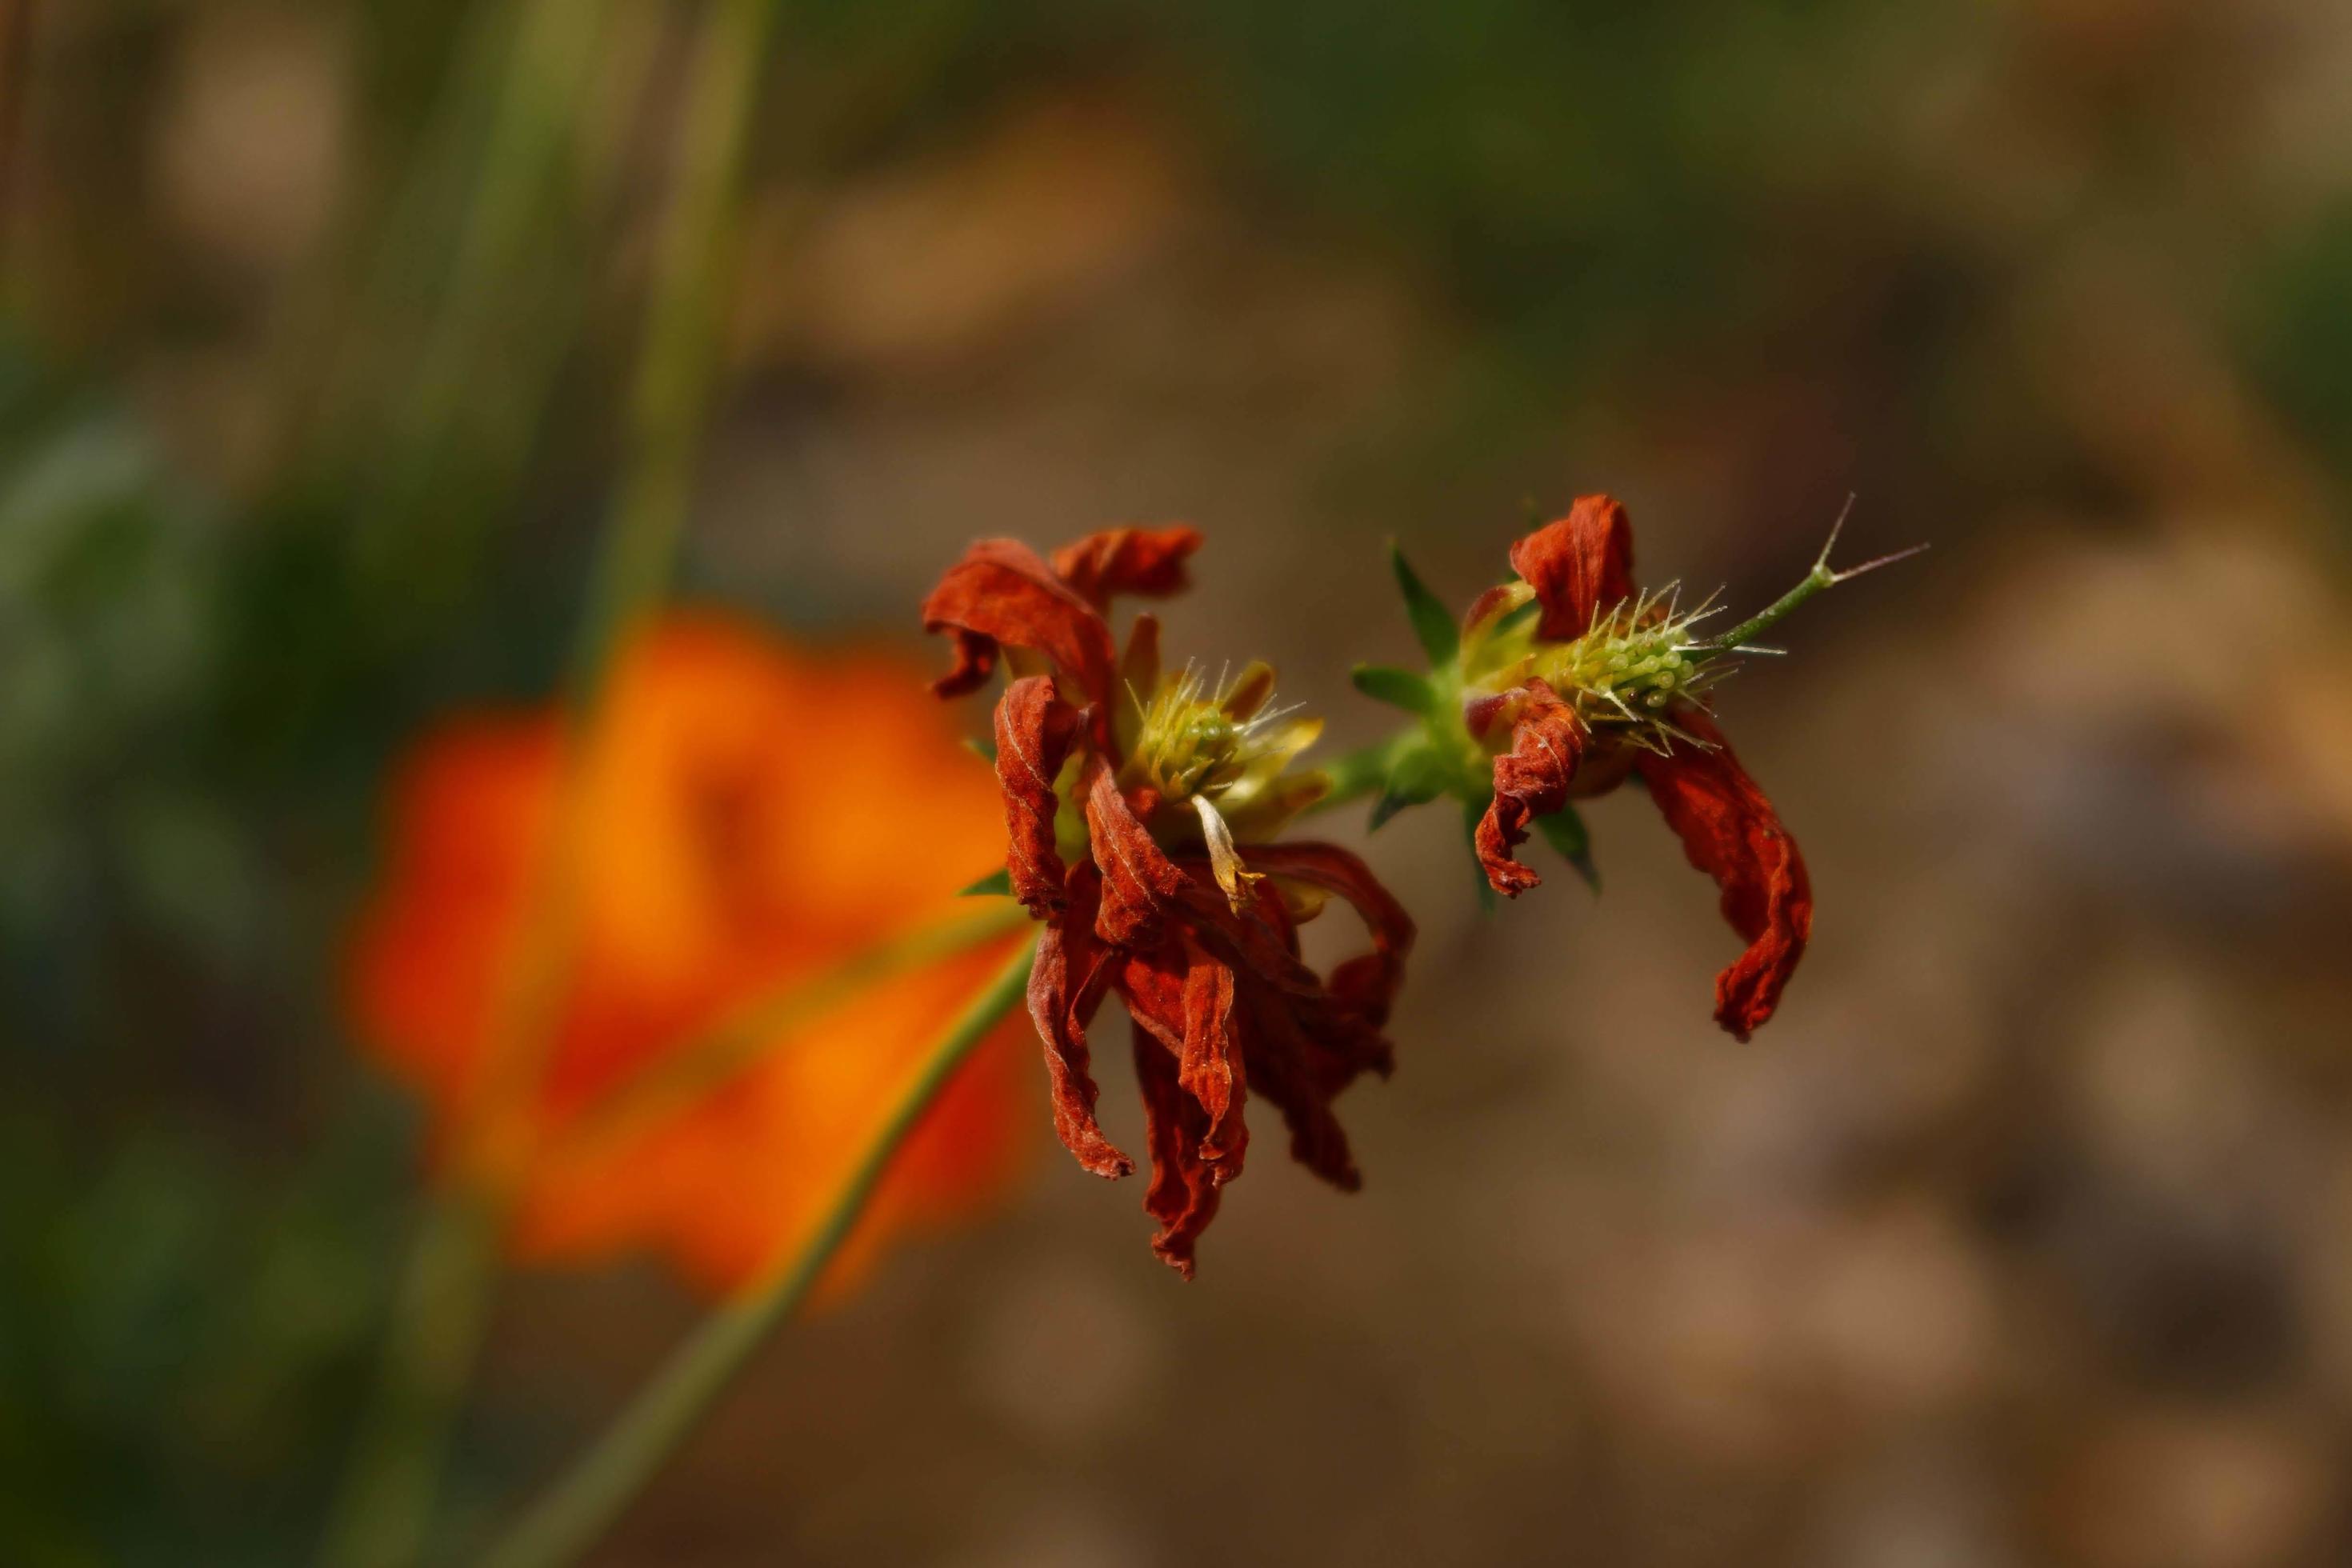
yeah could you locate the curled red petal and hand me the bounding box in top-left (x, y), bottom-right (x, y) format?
top-left (1130, 1010), bottom-right (1224, 1278)
top-left (1240, 842), bottom-right (1416, 1026)
top-left (1199, 875), bottom-right (1390, 1192)
top-left (1235, 982), bottom-right (1366, 1193)
top-left (1050, 526), bottom-right (1204, 610)
top-left (1177, 950), bottom-right (1245, 1165)
top-left (1510, 494), bottom-right (1636, 640)
top-left (1461, 583), bottom-right (1519, 640)
top-left (931, 628), bottom-right (998, 699)
top-left (1474, 680), bottom-right (1589, 898)
top-left (1635, 708), bottom-right (1813, 1041)
top-left (1121, 938), bottom-right (1248, 1170)
top-left (1026, 867), bottom-right (1134, 1177)
top-left (993, 676), bottom-right (1082, 917)
top-left (1084, 757), bottom-right (1189, 949)
top-left (922, 538), bottom-right (1118, 710)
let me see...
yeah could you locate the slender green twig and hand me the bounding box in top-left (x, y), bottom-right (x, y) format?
top-left (562, 0), bottom-right (778, 710)
top-left (548, 900), bottom-right (1032, 1166)
top-left (319, 1194), bottom-right (502, 1568)
top-left (478, 937), bottom-right (1041, 1568)
top-left (324, 2), bottom-right (784, 1560)
top-left (474, 0), bottom-right (785, 1152)
top-left (1702, 501), bottom-right (1927, 657)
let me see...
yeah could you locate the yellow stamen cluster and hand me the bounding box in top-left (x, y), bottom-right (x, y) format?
top-left (1121, 662), bottom-right (1329, 910)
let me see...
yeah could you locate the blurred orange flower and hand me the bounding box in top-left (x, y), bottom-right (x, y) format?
top-left (348, 614), bottom-right (1034, 1295)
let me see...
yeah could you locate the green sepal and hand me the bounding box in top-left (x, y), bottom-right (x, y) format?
top-left (1368, 743), bottom-right (1449, 831)
top-left (1490, 595), bottom-right (1542, 638)
top-left (1461, 798), bottom-right (1498, 914)
top-left (962, 734), bottom-right (998, 764)
top-left (1534, 806), bottom-right (1601, 893)
top-left (1389, 541), bottom-right (1459, 666)
top-left (1352, 663), bottom-right (1435, 716)
top-left (957, 868), bottom-right (1013, 898)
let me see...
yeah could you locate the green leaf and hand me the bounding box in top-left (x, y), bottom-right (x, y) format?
top-left (962, 734), bottom-right (998, 764)
top-left (1534, 806), bottom-right (1601, 893)
top-left (957, 868), bottom-right (1013, 898)
top-left (1389, 542), bottom-right (1458, 666)
top-left (1461, 798), bottom-right (1497, 914)
top-left (1352, 663), bottom-right (1434, 714)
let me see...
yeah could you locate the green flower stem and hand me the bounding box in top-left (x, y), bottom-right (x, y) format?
top-left (550, 900), bottom-right (1033, 1166)
top-left (324, 2), bottom-right (782, 1561)
top-left (320, 1190), bottom-right (502, 1568)
top-left (478, 936), bottom-right (1042, 1568)
top-left (1702, 560), bottom-right (1839, 656)
top-left (565, 0), bottom-right (777, 710)
top-left (471, 0), bottom-right (784, 1204)
top-left (1702, 509), bottom-right (1926, 658)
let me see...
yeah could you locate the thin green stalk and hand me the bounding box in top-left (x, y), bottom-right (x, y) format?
top-left (564, 0), bottom-right (779, 709)
top-left (478, 937), bottom-right (1042, 1568)
top-left (320, 1194), bottom-right (502, 1568)
top-left (549, 900), bottom-right (1031, 1166)
top-left (325, 2), bottom-right (785, 1560)
top-left (1701, 506), bottom-right (1926, 658)
top-left (477, 0), bottom-right (786, 1141)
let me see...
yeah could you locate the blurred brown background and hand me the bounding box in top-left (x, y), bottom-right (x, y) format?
top-left (10, 1), bottom-right (2352, 1564)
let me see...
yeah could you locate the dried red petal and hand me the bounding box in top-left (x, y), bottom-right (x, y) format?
top-left (1635, 708), bottom-right (1813, 1041)
top-left (1460, 583), bottom-right (1520, 640)
top-left (1121, 938), bottom-right (1247, 1170)
top-left (1130, 1012), bottom-right (1225, 1278)
top-left (1217, 876), bottom-right (1392, 1191)
top-left (1026, 866), bottom-right (1134, 1178)
top-left (922, 538), bottom-right (1118, 710)
top-left (1083, 757), bottom-right (1189, 949)
top-left (1241, 842), bottom-right (1416, 1026)
top-left (1510, 494), bottom-right (1636, 641)
top-left (993, 676), bottom-right (1082, 917)
top-left (1050, 526), bottom-right (1204, 610)
top-left (1235, 982), bottom-right (1366, 1193)
top-left (1474, 680), bottom-right (1589, 897)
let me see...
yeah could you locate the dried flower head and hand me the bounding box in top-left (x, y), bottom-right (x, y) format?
top-left (1357, 494), bottom-right (1918, 1040)
top-left (925, 527), bottom-right (1414, 1275)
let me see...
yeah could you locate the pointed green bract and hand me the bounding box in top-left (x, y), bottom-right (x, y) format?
top-left (1389, 541), bottom-right (1459, 666)
top-left (1352, 663), bottom-right (1435, 715)
top-left (1490, 596), bottom-right (1542, 638)
top-left (957, 868), bottom-right (1013, 898)
top-left (1368, 742), bottom-right (1449, 830)
top-left (1460, 798), bottom-right (1498, 914)
top-left (1534, 807), bottom-right (1600, 893)
top-left (962, 734), bottom-right (998, 764)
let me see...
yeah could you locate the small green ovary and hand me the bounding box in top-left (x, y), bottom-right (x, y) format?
top-left (1144, 699), bottom-right (1243, 795)
top-left (1127, 662), bottom-right (1320, 804)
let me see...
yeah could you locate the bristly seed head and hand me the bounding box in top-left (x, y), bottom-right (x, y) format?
top-left (1463, 500), bottom-right (1926, 757)
top-left (1530, 586), bottom-right (1730, 752)
top-left (1129, 662), bottom-right (1306, 802)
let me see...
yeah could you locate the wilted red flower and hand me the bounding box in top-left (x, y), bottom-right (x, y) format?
top-left (924, 528), bottom-right (1414, 1276)
top-left (1460, 496), bottom-right (1818, 1041)
top-left (349, 616), bottom-right (1033, 1296)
